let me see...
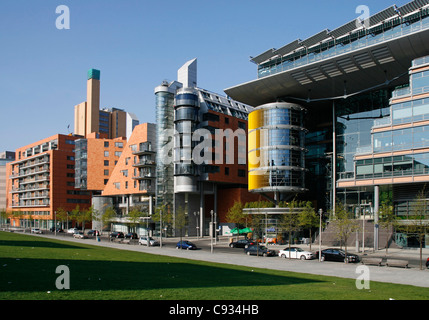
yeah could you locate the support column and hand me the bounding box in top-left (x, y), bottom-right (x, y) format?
top-left (374, 185), bottom-right (379, 251)
top-left (332, 101), bottom-right (336, 215)
top-left (199, 181), bottom-right (205, 237)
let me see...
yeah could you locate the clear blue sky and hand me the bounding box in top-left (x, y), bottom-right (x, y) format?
top-left (0, 0), bottom-right (410, 151)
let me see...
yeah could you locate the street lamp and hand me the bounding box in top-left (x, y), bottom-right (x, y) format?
top-left (193, 211), bottom-right (199, 240)
top-left (318, 208), bottom-right (323, 262)
top-left (210, 210), bottom-right (214, 253)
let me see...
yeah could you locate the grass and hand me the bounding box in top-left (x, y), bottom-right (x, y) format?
top-left (0, 231), bottom-right (428, 300)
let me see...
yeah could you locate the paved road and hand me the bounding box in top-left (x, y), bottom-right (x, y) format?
top-left (24, 231), bottom-right (429, 288)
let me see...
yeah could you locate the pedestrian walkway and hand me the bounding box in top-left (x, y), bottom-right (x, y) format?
top-left (30, 232), bottom-right (429, 288)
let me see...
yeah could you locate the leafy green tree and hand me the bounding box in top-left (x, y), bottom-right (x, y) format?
top-left (279, 200), bottom-right (301, 258)
top-left (175, 205), bottom-right (187, 242)
top-left (298, 201), bottom-right (319, 250)
top-left (332, 202), bottom-right (360, 263)
top-left (55, 207), bottom-right (68, 230)
top-left (378, 201), bottom-right (398, 254)
top-left (101, 205), bottom-right (117, 232)
top-left (397, 188), bottom-right (429, 270)
top-left (226, 201), bottom-right (247, 239)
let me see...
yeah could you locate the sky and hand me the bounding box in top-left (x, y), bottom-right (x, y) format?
top-left (0, 0), bottom-right (411, 152)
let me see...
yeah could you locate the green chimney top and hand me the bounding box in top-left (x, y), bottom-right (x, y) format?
top-left (87, 69), bottom-right (100, 80)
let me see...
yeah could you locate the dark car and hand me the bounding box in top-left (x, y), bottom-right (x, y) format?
top-left (176, 240), bottom-right (197, 250)
top-left (87, 230), bottom-right (97, 236)
top-left (316, 248), bottom-right (359, 263)
top-left (125, 232), bottom-right (138, 239)
top-left (109, 232), bottom-right (124, 239)
top-left (50, 227), bottom-right (63, 232)
top-left (229, 239), bottom-right (256, 248)
top-left (244, 245), bottom-right (276, 257)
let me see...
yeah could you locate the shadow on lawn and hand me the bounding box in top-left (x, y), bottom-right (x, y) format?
top-left (0, 239), bottom-right (85, 250)
top-left (0, 257), bottom-right (322, 293)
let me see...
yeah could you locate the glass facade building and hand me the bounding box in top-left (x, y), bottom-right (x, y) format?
top-left (248, 102), bottom-right (307, 197)
top-left (225, 0), bottom-right (429, 247)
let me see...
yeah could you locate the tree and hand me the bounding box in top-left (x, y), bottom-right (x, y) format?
top-left (225, 201), bottom-right (247, 240)
top-left (55, 207), bottom-right (68, 230)
top-left (279, 200), bottom-right (301, 259)
top-left (298, 201), bottom-right (319, 250)
top-left (397, 188), bottom-right (429, 270)
top-left (70, 205), bottom-right (94, 233)
top-left (378, 201), bottom-right (398, 254)
top-left (332, 202), bottom-right (360, 263)
top-left (175, 205), bottom-right (187, 242)
top-left (101, 205), bottom-right (117, 232)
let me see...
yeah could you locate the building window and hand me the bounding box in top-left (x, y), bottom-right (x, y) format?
top-left (115, 142), bottom-right (123, 148)
top-left (104, 151), bottom-right (109, 157)
top-left (104, 169), bottom-right (109, 176)
top-left (104, 160), bottom-right (109, 166)
top-left (238, 121), bottom-right (246, 130)
top-left (225, 167), bottom-right (229, 175)
top-left (104, 141), bottom-right (109, 148)
top-left (238, 169), bottom-right (245, 177)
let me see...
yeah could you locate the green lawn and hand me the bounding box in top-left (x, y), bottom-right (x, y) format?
top-left (0, 231), bottom-right (428, 300)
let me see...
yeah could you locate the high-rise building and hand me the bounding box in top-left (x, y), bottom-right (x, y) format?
top-left (0, 151), bottom-right (15, 212)
top-left (225, 0), bottom-right (429, 247)
top-left (74, 69), bottom-right (139, 140)
top-left (98, 123), bottom-right (156, 233)
top-left (155, 59), bottom-right (259, 236)
top-left (6, 135), bottom-right (91, 229)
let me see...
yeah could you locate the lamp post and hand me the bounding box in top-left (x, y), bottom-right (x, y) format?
top-left (210, 210), bottom-right (214, 253)
top-left (159, 210), bottom-right (163, 248)
top-left (318, 208), bottom-right (323, 262)
top-left (193, 211), bottom-right (199, 240)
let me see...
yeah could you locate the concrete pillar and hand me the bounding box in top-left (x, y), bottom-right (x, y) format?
top-left (374, 185), bottom-right (379, 251)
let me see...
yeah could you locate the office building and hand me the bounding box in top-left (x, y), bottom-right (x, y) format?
top-left (225, 0), bottom-right (429, 247)
top-left (0, 152), bottom-right (15, 211)
top-left (74, 69), bottom-right (139, 140)
top-left (155, 59), bottom-right (259, 236)
top-left (99, 123), bottom-right (156, 233)
top-left (74, 132), bottom-right (127, 193)
top-left (6, 135), bottom-right (91, 229)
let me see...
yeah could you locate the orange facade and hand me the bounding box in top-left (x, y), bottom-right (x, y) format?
top-left (102, 123), bottom-right (156, 197)
top-left (6, 134), bottom-right (91, 226)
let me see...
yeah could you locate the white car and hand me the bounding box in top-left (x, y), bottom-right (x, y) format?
top-left (278, 247), bottom-right (314, 260)
top-left (67, 228), bottom-right (79, 234)
top-left (31, 228), bottom-right (42, 234)
top-left (73, 231), bottom-right (87, 239)
top-left (138, 236), bottom-right (160, 246)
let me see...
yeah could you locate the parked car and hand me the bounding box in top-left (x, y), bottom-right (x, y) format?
top-left (109, 232), bottom-right (124, 238)
top-left (73, 231), bottom-right (87, 239)
top-left (426, 257), bottom-right (429, 268)
top-left (31, 228), bottom-right (42, 234)
top-left (176, 240), bottom-right (197, 250)
top-left (125, 232), bottom-right (138, 239)
top-left (278, 247), bottom-right (314, 260)
top-left (316, 248), bottom-right (359, 263)
top-left (244, 245), bottom-right (276, 257)
top-left (229, 239), bottom-right (256, 248)
top-left (67, 228), bottom-right (79, 234)
top-left (86, 230), bottom-right (97, 236)
top-left (139, 236), bottom-right (160, 246)
top-left (50, 227), bottom-right (63, 232)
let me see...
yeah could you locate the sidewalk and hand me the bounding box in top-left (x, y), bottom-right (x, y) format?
top-left (30, 232), bottom-right (429, 288)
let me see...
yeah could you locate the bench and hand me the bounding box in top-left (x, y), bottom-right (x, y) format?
top-left (361, 258), bottom-right (383, 266)
top-left (386, 259), bottom-right (409, 268)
